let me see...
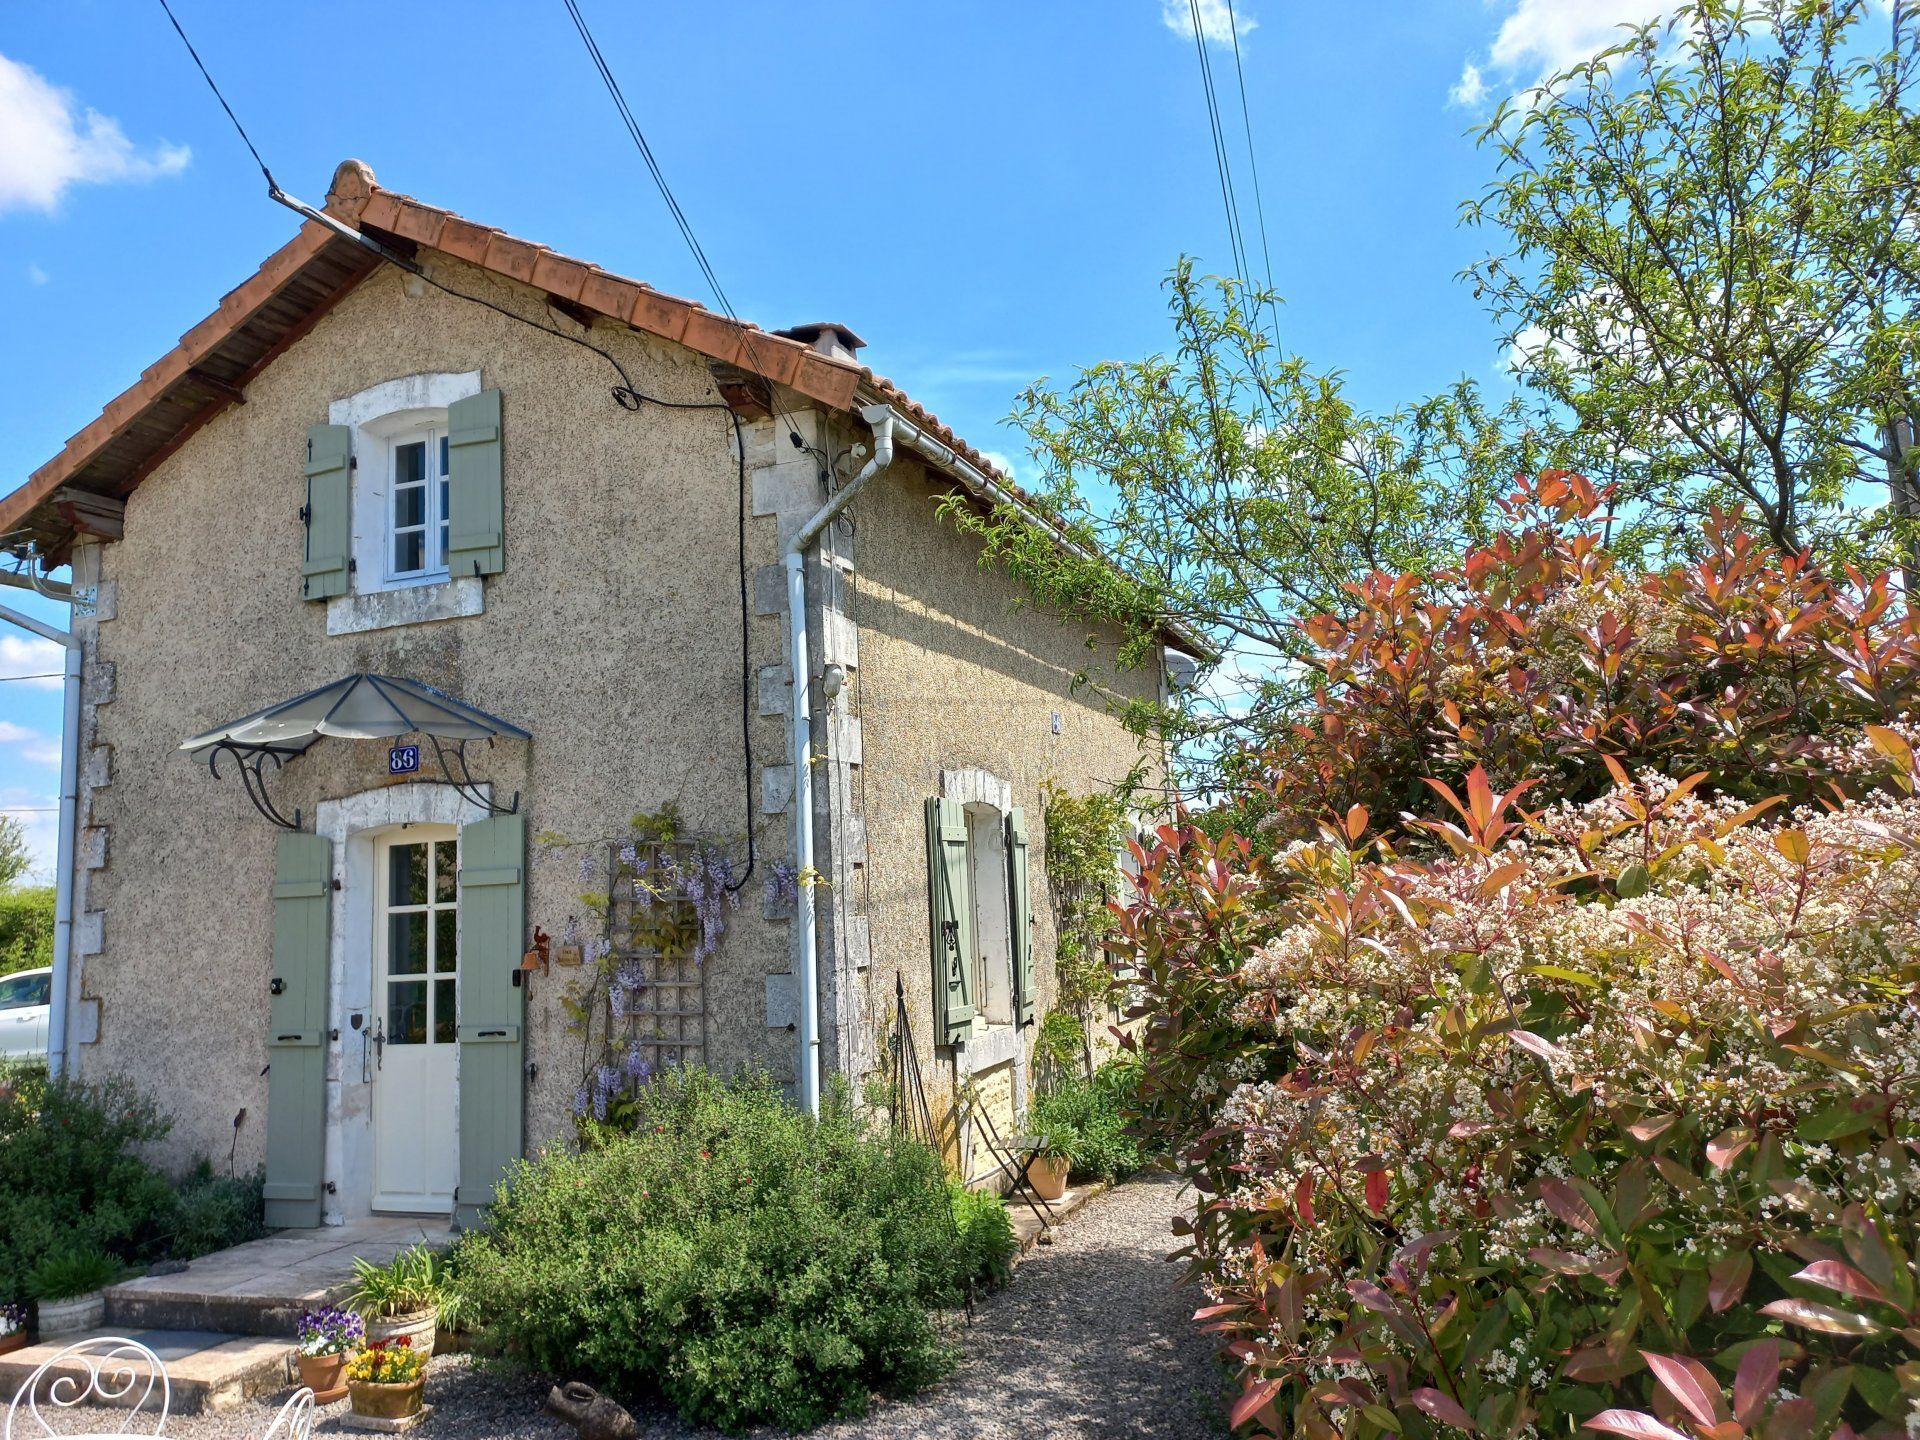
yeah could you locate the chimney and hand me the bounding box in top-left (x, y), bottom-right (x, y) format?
top-left (773, 322), bottom-right (867, 365)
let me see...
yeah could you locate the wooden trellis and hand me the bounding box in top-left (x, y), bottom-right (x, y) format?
top-left (599, 836), bottom-right (709, 1076)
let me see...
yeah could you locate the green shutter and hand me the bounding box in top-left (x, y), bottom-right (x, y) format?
top-left (926, 797), bottom-right (974, 1045)
top-left (447, 389), bottom-right (504, 578)
top-left (264, 832), bottom-right (330, 1228)
top-left (1007, 807), bottom-right (1035, 1027)
top-left (301, 424), bottom-right (352, 600)
top-left (456, 814), bottom-right (524, 1228)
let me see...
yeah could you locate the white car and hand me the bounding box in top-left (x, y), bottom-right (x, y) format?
top-left (0, 967), bottom-right (50, 1060)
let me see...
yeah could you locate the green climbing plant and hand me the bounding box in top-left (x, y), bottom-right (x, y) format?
top-left (1039, 782), bottom-right (1130, 1079)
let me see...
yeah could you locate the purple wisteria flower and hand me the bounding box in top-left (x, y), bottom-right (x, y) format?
top-left (0, 1303), bottom-right (25, 1339)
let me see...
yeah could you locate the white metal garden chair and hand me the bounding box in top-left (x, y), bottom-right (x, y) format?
top-left (3, 1337), bottom-right (169, 1438)
top-left (257, 1387), bottom-right (315, 1440)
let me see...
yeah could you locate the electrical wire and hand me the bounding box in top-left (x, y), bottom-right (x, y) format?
top-left (1188, 0), bottom-right (1252, 291)
top-left (0, 674), bottom-right (63, 683)
top-left (1222, 0), bottom-right (1283, 346)
top-left (151, 0), bottom-right (758, 890)
top-left (156, 0), bottom-right (278, 192)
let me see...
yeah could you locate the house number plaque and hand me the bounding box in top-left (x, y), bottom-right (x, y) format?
top-left (388, 744), bottom-right (420, 775)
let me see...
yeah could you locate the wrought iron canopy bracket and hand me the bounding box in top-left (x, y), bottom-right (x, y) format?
top-left (205, 739), bottom-right (311, 831)
top-left (428, 735), bottom-right (519, 817)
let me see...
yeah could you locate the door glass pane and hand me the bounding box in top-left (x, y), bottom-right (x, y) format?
top-left (433, 841), bottom-right (456, 903)
top-left (388, 981), bottom-right (428, 1044)
top-left (388, 843), bottom-right (427, 905)
top-left (434, 910), bottom-right (457, 973)
top-left (393, 531), bottom-right (424, 573)
top-left (388, 912), bottom-right (427, 975)
top-left (433, 978), bottom-right (456, 1044)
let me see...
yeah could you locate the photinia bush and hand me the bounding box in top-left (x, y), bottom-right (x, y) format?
top-left (1259, 471), bottom-right (1920, 841)
top-left (1115, 477), bottom-right (1920, 1436)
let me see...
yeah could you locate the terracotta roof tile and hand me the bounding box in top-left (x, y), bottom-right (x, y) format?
top-left (481, 233), bottom-right (540, 286)
top-left (529, 252), bottom-right (588, 302)
top-left (387, 202), bottom-right (448, 248)
top-left (577, 269), bottom-right (645, 324)
top-left (434, 217), bottom-right (495, 265)
top-left (359, 191), bottom-right (405, 231)
top-left (629, 288), bottom-right (692, 343)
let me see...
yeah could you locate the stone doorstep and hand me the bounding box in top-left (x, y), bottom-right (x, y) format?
top-left (0, 1329), bottom-right (294, 1415)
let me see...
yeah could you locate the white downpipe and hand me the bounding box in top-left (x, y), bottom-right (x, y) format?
top-left (0, 599), bottom-right (81, 1079)
top-left (786, 406), bottom-right (895, 1115)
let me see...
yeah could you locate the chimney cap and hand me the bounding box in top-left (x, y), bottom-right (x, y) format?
top-left (773, 321), bottom-right (868, 357)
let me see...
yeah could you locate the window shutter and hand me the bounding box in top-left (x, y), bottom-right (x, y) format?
top-left (1006, 807), bottom-right (1035, 1027)
top-left (301, 424), bottom-right (352, 600)
top-left (446, 389), bottom-right (505, 578)
top-left (456, 813), bottom-right (524, 1228)
top-left (925, 796), bottom-right (974, 1045)
top-left (264, 832), bottom-right (331, 1228)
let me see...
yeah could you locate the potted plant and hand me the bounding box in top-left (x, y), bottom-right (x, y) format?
top-left (27, 1247), bottom-right (120, 1338)
top-left (0, 1303), bottom-right (27, 1357)
top-left (350, 1246), bottom-right (441, 1360)
top-left (1025, 1136), bottom-right (1072, 1201)
top-left (294, 1306), bottom-right (363, 1402)
top-left (344, 1336), bottom-right (426, 1420)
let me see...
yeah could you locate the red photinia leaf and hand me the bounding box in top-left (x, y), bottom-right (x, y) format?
top-left (1758, 1298), bottom-right (1884, 1335)
top-left (1791, 1259), bottom-right (1888, 1304)
top-left (1708, 1251), bottom-right (1752, 1313)
top-left (1365, 1168), bottom-right (1390, 1215)
top-left (1583, 1408), bottom-right (1692, 1440)
top-left (1706, 1127), bottom-right (1753, 1169)
top-left (1228, 1376), bottom-right (1282, 1430)
top-left (1293, 1172), bottom-right (1316, 1227)
top-left (1640, 1351), bottom-right (1729, 1428)
top-left (1408, 1386), bottom-right (1475, 1430)
top-left (1536, 1177), bottom-right (1603, 1237)
top-left (1732, 1340), bottom-right (1780, 1428)
top-left (1347, 1279), bottom-right (1398, 1316)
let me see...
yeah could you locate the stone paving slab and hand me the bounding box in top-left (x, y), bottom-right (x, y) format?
top-left (107, 1217), bottom-right (453, 1336)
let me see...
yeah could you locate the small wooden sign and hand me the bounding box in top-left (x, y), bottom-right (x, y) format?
top-left (555, 945), bottom-right (584, 967)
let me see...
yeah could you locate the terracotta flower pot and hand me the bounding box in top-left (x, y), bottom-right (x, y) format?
top-left (296, 1352), bottom-right (349, 1404)
top-left (0, 1333), bottom-right (25, 1357)
top-left (36, 1290), bottom-right (105, 1339)
top-left (1027, 1151), bottom-right (1070, 1202)
top-left (348, 1377), bottom-right (425, 1420)
top-left (366, 1308), bottom-right (436, 1362)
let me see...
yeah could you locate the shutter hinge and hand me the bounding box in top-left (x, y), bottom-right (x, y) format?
top-left (350, 455), bottom-right (358, 470)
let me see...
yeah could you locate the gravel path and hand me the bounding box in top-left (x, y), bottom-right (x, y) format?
top-left (136, 1173), bottom-right (1221, 1439)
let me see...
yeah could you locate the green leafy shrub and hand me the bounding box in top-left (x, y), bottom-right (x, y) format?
top-left (454, 1069), bottom-right (980, 1433)
top-left (27, 1246), bottom-right (120, 1301)
top-left (1028, 1061), bottom-right (1145, 1185)
top-left (948, 1182), bottom-right (1016, 1288)
top-left (0, 1068), bottom-right (175, 1301)
top-left (165, 1163), bottom-right (265, 1260)
top-left (0, 887), bottom-right (53, 977)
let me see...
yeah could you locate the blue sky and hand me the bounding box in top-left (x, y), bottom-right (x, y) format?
top-left (0, 0), bottom-right (1668, 873)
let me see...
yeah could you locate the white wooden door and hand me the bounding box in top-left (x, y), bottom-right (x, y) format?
top-left (373, 828), bottom-right (459, 1213)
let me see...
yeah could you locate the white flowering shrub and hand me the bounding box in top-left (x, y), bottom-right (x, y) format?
top-left (1193, 756), bottom-right (1920, 1438)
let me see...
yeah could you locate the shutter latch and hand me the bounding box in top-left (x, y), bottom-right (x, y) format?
top-left (298, 505), bottom-right (311, 525)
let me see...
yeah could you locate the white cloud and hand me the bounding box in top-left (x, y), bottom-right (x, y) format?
top-left (0, 721), bottom-right (59, 769)
top-left (0, 635), bottom-right (63, 690)
top-left (1488, 0), bottom-right (1669, 76)
top-left (979, 450), bottom-right (1021, 483)
top-left (25, 263), bottom-right (46, 285)
top-left (1451, 1), bottom-right (1672, 111)
top-left (0, 52), bottom-right (190, 214)
top-left (1449, 62), bottom-right (1489, 109)
top-left (1161, 0), bottom-right (1255, 47)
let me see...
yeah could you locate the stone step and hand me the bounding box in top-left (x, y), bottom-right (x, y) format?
top-left (105, 1273), bottom-right (351, 1338)
top-left (0, 1329), bottom-right (295, 1415)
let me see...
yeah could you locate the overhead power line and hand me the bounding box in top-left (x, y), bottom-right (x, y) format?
top-left (1223, 0), bottom-right (1281, 337)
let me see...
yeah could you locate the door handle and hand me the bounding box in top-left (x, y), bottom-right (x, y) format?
top-left (372, 1017), bottom-right (385, 1071)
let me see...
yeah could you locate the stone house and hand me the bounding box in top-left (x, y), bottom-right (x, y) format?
top-left (0, 161), bottom-right (1197, 1229)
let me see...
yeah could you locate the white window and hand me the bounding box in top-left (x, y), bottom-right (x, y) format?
top-left (325, 372), bottom-right (485, 636)
top-left (967, 802), bottom-right (1015, 1027)
top-left (384, 427), bottom-right (451, 581)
